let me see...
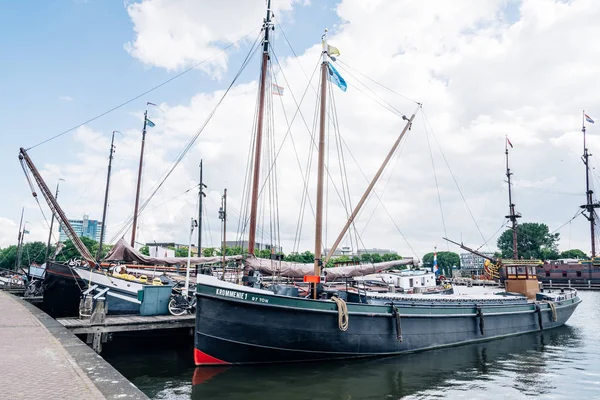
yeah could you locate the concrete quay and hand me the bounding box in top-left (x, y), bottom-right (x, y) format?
top-left (0, 291), bottom-right (148, 399)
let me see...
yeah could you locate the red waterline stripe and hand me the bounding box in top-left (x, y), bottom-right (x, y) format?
top-left (194, 348), bottom-right (229, 366)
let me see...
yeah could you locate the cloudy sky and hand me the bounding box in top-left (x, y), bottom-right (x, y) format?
top-left (2, 0), bottom-right (600, 260)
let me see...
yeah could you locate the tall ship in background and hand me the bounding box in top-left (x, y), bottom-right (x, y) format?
top-left (537, 112), bottom-right (600, 285)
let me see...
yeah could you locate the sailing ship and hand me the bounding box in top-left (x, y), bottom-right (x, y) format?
top-left (192, 3), bottom-right (581, 365)
top-left (21, 126), bottom-right (233, 317)
top-left (536, 112), bottom-right (600, 284)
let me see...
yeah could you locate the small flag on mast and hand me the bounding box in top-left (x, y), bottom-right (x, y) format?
top-left (327, 63), bottom-right (347, 92)
top-left (272, 84), bottom-right (284, 96)
top-left (433, 250), bottom-right (439, 275)
top-left (585, 114), bottom-right (595, 124)
top-left (506, 137), bottom-right (513, 148)
top-left (327, 44), bottom-right (340, 56)
top-left (145, 117), bottom-right (155, 128)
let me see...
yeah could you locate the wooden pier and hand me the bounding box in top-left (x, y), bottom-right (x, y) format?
top-left (57, 314), bottom-right (195, 353)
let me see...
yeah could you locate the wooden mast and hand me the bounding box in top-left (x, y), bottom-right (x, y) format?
top-left (505, 136), bottom-right (520, 259)
top-left (97, 131), bottom-right (117, 261)
top-left (580, 111), bottom-right (599, 258)
top-left (313, 30), bottom-right (329, 298)
top-left (247, 0), bottom-right (272, 255)
top-left (130, 108), bottom-right (149, 247)
top-left (324, 107), bottom-right (418, 263)
top-left (198, 160), bottom-right (206, 255)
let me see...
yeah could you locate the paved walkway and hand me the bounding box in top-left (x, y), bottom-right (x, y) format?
top-left (0, 291), bottom-right (106, 399)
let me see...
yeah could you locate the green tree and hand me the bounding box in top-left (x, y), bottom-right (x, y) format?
top-left (497, 222), bottom-right (559, 260)
top-left (202, 247), bottom-right (215, 257)
top-left (422, 251), bottom-right (460, 276)
top-left (175, 247), bottom-right (189, 257)
top-left (560, 249), bottom-right (588, 259)
top-left (57, 237), bottom-right (97, 261)
top-left (0, 245), bottom-right (18, 270)
top-left (382, 253), bottom-right (400, 261)
top-left (360, 253), bottom-right (372, 263)
top-left (370, 253), bottom-right (383, 263)
top-left (139, 246), bottom-right (150, 256)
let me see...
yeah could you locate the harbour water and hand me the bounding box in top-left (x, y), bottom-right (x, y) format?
top-left (105, 290), bottom-right (600, 399)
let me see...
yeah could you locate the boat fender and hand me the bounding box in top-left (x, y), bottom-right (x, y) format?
top-left (535, 305), bottom-right (543, 331)
top-left (476, 307), bottom-right (484, 336)
top-left (331, 295), bottom-right (349, 332)
top-left (392, 306), bottom-right (402, 342)
top-left (545, 301), bottom-right (557, 322)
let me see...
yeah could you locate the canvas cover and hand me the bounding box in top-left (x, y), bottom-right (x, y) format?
top-left (105, 238), bottom-right (242, 266)
top-left (244, 256), bottom-right (417, 279)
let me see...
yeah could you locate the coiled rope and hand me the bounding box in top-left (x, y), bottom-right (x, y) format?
top-left (331, 296), bottom-right (349, 332)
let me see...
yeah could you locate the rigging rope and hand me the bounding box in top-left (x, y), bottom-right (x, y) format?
top-left (26, 28), bottom-right (259, 151)
top-left (421, 108), bottom-right (490, 252)
top-left (335, 59), bottom-right (420, 105)
top-left (421, 111), bottom-right (449, 250)
top-left (109, 32), bottom-right (263, 244)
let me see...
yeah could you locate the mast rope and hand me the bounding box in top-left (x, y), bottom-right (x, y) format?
top-left (325, 116), bottom-right (420, 259)
top-left (550, 209), bottom-right (583, 235)
top-left (333, 62), bottom-right (408, 118)
top-left (109, 32), bottom-right (263, 244)
top-left (421, 112), bottom-right (449, 250)
top-left (421, 109), bottom-right (490, 252)
top-left (335, 59), bottom-right (420, 105)
top-left (26, 28), bottom-right (259, 151)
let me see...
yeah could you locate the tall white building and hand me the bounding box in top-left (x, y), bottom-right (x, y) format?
top-left (58, 214), bottom-right (103, 243)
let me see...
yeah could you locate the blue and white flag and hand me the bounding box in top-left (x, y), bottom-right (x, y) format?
top-left (146, 117), bottom-right (156, 128)
top-left (328, 63), bottom-right (347, 92)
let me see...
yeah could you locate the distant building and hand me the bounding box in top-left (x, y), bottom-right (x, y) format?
top-left (145, 242), bottom-right (198, 257)
top-left (460, 252), bottom-right (494, 275)
top-left (59, 214), bottom-right (103, 243)
top-left (222, 240), bottom-right (282, 254)
top-left (324, 247), bottom-right (398, 257)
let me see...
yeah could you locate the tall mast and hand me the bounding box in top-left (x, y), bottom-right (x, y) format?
top-left (131, 108), bottom-right (148, 247)
top-left (97, 131), bottom-right (117, 261)
top-left (45, 181), bottom-right (62, 261)
top-left (15, 207), bottom-right (24, 270)
top-left (219, 189), bottom-right (227, 279)
top-left (314, 29), bottom-right (329, 295)
top-left (580, 111), bottom-right (599, 258)
top-left (19, 148), bottom-right (95, 263)
top-left (325, 107), bottom-right (418, 263)
top-left (247, 0), bottom-right (273, 255)
top-left (198, 160), bottom-right (206, 255)
top-left (505, 136), bottom-right (520, 259)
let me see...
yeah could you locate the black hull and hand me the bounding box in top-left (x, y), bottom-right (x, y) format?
top-left (194, 280), bottom-right (581, 365)
top-left (43, 262), bottom-right (86, 318)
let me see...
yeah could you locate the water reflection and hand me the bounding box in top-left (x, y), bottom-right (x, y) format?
top-left (106, 292), bottom-right (599, 399)
top-left (191, 326), bottom-right (578, 400)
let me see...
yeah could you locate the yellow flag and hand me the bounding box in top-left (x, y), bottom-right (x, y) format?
top-left (327, 44), bottom-right (340, 56)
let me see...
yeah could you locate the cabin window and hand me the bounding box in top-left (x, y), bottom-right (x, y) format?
top-left (577, 270), bottom-right (582, 277)
top-left (421, 277), bottom-right (425, 285)
top-left (562, 271), bottom-right (567, 277)
top-left (508, 267), bottom-right (516, 275)
top-left (517, 266), bottom-right (526, 276)
top-left (409, 278), bottom-right (414, 287)
top-left (545, 271), bottom-right (550, 277)
top-left (528, 266), bottom-right (535, 276)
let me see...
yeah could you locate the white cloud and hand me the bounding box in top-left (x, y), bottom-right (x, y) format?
top-left (124, 0), bottom-right (299, 77)
top-left (6, 0), bottom-right (600, 260)
top-left (58, 95), bottom-right (73, 101)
